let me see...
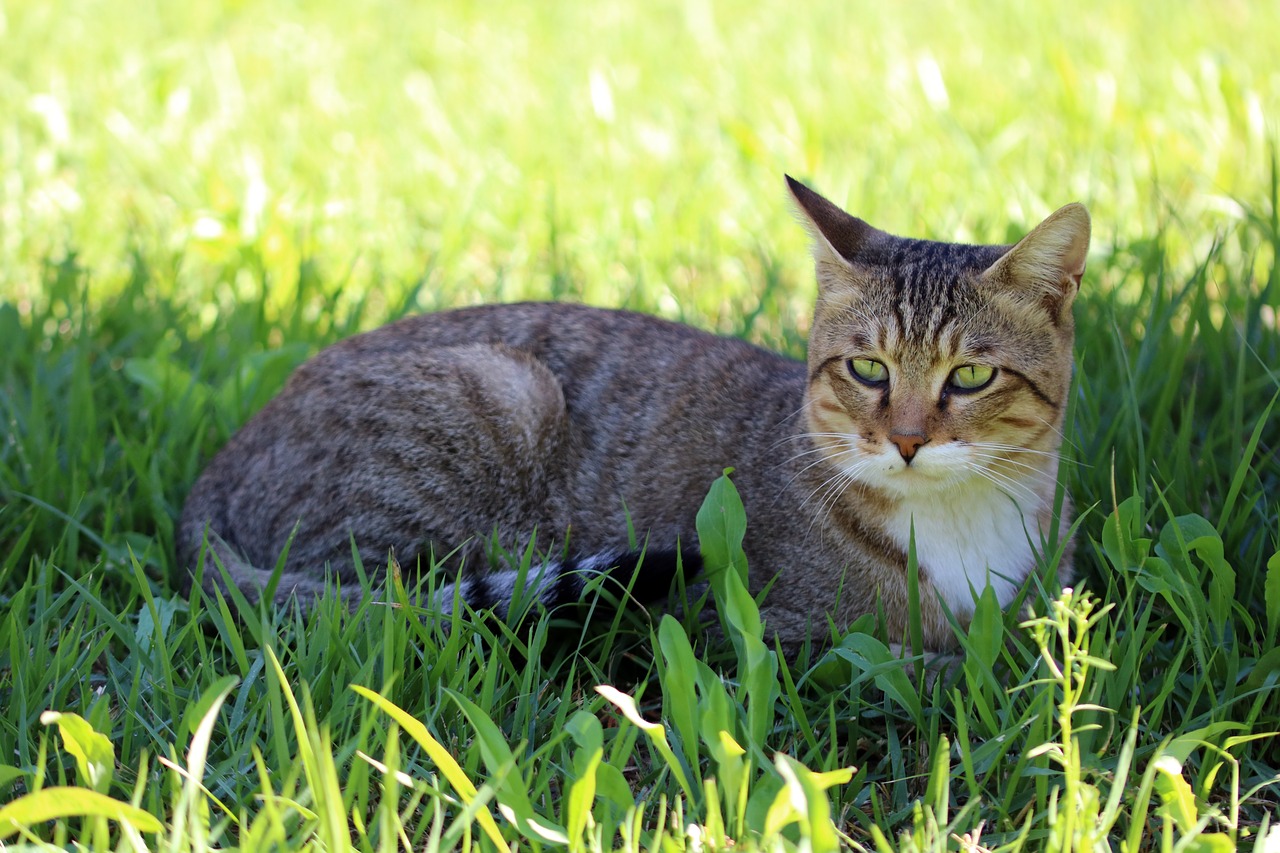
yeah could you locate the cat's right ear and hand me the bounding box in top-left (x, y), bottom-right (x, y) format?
top-left (979, 202), bottom-right (1091, 315)
top-left (786, 176), bottom-right (882, 269)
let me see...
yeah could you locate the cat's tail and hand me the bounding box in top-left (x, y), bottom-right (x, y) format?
top-left (436, 546), bottom-right (702, 619)
top-left (185, 529), bottom-right (701, 619)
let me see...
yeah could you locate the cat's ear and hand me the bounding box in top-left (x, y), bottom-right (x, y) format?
top-left (980, 203), bottom-right (1091, 313)
top-left (786, 175), bottom-right (884, 268)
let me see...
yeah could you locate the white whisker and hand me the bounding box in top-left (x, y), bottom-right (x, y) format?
top-left (965, 442), bottom-right (1059, 457)
top-left (964, 463), bottom-right (1040, 506)
top-left (966, 440), bottom-right (1088, 469)
top-left (812, 472), bottom-right (859, 529)
top-left (799, 458), bottom-right (873, 530)
top-left (1031, 414), bottom-right (1086, 455)
top-left (779, 444), bottom-right (841, 465)
top-left (785, 446), bottom-right (860, 490)
top-left (966, 451), bottom-right (1054, 478)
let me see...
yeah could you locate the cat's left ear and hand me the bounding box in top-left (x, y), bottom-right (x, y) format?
top-left (980, 203), bottom-right (1091, 315)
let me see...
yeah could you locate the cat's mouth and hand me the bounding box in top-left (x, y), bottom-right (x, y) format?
top-left (886, 456), bottom-right (953, 481)
top-left (859, 445), bottom-right (984, 493)
top-left (824, 452), bottom-right (929, 490)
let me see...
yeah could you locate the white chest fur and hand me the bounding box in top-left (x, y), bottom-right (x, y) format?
top-left (885, 478), bottom-right (1047, 619)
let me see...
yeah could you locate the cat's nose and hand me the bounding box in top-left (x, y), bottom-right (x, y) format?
top-left (889, 432), bottom-right (928, 463)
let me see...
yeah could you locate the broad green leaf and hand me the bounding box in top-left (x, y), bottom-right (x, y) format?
top-left (1220, 731), bottom-right (1279, 751)
top-left (566, 710), bottom-right (633, 812)
top-left (692, 656), bottom-right (747, 823)
top-left (721, 556), bottom-right (764, 642)
top-left (695, 660), bottom-right (735, 749)
top-left (40, 711), bottom-right (113, 793)
top-left (1100, 496), bottom-right (1149, 573)
top-left (353, 685), bottom-right (507, 849)
top-left (444, 690), bottom-right (530, 810)
top-left (0, 787), bottom-right (162, 839)
top-left (1179, 833), bottom-right (1236, 853)
top-left (133, 595), bottom-right (180, 656)
top-left (711, 727), bottom-right (748, 835)
top-left (1132, 556), bottom-right (1176, 596)
top-left (695, 469), bottom-right (748, 589)
top-left (1161, 513), bottom-right (1220, 549)
top-left (594, 764), bottom-right (635, 815)
top-left (1152, 755), bottom-right (1198, 832)
top-left (1163, 723), bottom-right (1245, 764)
top-left (696, 656), bottom-right (751, 832)
top-left (720, 570), bottom-right (778, 745)
top-left (565, 710), bottom-right (603, 755)
top-left (763, 753), bottom-right (851, 849)
top-left (1244, 646), bottom-right (1280, 692)
top-left (967, 583), bottom-right (1003, 673)
top-left (565, 745), bottom-right (601, 845)
top-left (658, 615), bottom-right (701, 773)
top-left (717, 730), bottom-right (745, 758)
top-left (693, 472), bottom-right (774, 698)
top-left (1134, 554), bottom-right (1204, 658)
top-left (1158, 513), bottom-right (1235, 635)
top-left (835, 633), bottom-right (922, 723)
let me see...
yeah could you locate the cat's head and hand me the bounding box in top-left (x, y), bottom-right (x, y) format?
top-left (788, 176), bottom-right (1090, 499)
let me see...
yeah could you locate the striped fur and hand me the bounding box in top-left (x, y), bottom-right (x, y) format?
top-left (179, 177), bottom-right (1089, 655)
top-left (437, 547), bottom-right (700, 617)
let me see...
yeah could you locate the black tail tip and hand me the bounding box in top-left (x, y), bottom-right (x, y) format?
top-left (604, 545), bottom-right (701, 603)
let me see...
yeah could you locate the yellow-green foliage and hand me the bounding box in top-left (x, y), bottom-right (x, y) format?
top-left (1, 2), bottom-right (1278, 850)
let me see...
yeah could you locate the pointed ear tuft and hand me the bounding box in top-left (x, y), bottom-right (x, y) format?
top-left (981, 203), bottom-right (1091, 311)
top-left (786, 175), bottom-right (882, 267)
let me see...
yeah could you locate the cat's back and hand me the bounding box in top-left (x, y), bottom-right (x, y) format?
top-left (294, 302), bottom-right (806, 438)
top-left (180, 302), bottom-right (806, 573)
top-left (308, 301), bottom-right (796, 389)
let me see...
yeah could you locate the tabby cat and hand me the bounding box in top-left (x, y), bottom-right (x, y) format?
top-left (178, 177), bottom-right (1090, 654)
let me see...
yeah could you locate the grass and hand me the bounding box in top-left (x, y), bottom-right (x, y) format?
top-left (1, 0), bottom-right (1279, 849)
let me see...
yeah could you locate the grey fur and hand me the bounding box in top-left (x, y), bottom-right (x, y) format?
top-left (179, 178), bottom-right (1090, 654)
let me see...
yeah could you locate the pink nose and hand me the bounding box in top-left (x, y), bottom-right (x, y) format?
top-left (890, 432), bottom-right (927, 463)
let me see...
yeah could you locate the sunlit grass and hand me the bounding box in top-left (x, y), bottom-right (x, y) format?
top-left (1, 0), bottom-right (1279, 849)
top-left (5, 1), bottom-right (1278, 326)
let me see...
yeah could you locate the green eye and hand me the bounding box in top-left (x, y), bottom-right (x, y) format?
top-left (848, 358), bottom-right (889, 385)
top-left (949, 364), bottom-right (996, 391)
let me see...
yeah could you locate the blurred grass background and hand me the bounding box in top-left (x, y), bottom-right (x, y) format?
top-left (2, 2), bottom-right (1279, 846)
top-left (4, 0), bottom-right (1276, 339)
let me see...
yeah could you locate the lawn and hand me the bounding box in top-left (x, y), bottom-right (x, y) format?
top-left (1, 0), bottom-right (1278, 849)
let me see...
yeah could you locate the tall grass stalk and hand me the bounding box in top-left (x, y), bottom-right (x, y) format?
top-left (3, 0), bottom-right (1279, 848)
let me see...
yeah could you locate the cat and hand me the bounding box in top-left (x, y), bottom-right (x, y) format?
top-left (178, 176), bottom-right (1089, 655)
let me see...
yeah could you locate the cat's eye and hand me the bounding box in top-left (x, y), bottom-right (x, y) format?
top-left (948, 364), bottom-right (996, 392)
top-left (848, 358), bottom-right (889, 385)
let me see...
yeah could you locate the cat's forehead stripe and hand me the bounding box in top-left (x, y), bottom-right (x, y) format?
top-left (845, 237), bottom-right (1010, 350)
